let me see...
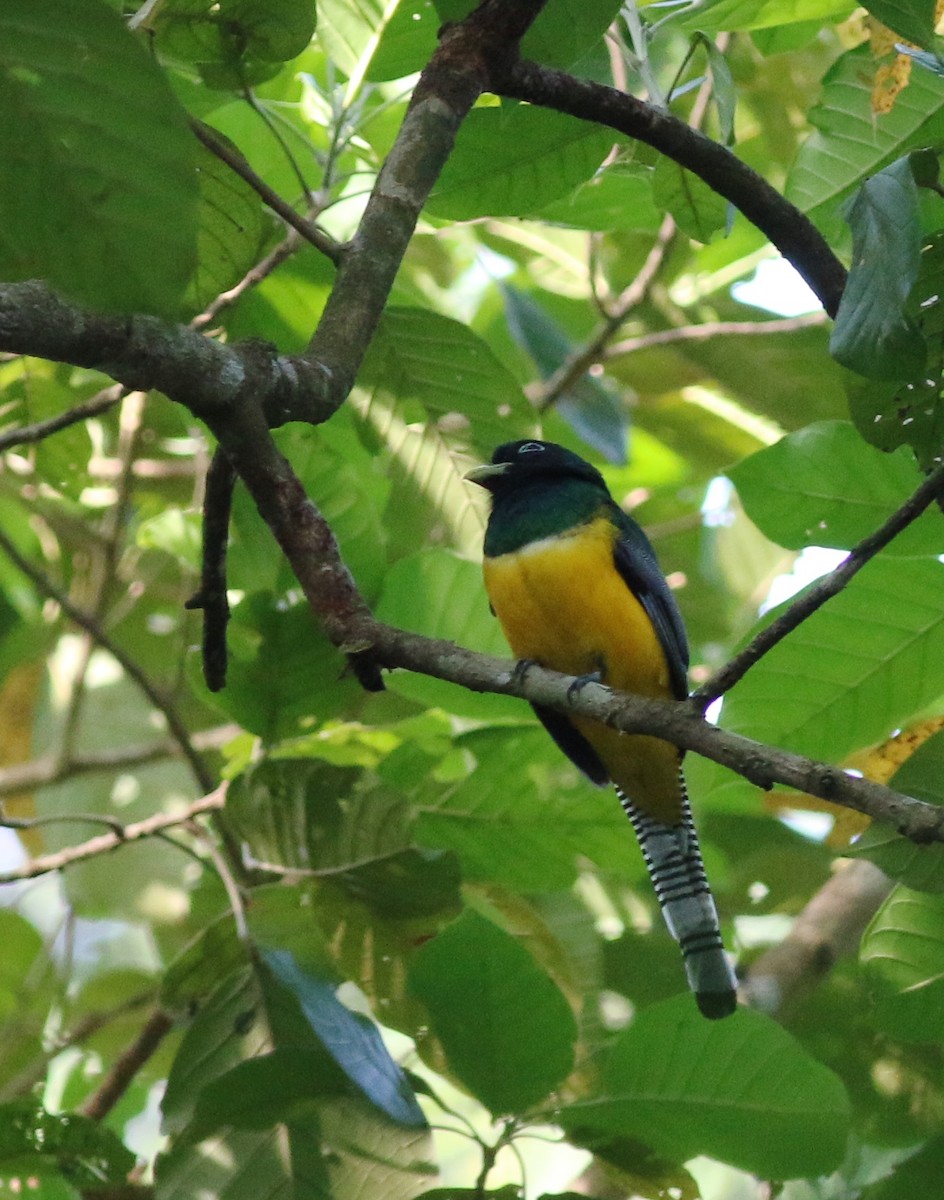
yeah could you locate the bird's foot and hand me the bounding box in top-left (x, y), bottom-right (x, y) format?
top-left (511, 658), bottom-right (539, 687)
top-left (567, 669), bottom-right (604, 701)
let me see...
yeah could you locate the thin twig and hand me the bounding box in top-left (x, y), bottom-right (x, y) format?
top-left (535, 43), bottom-right (725, 412)
top-left (0, 724), bottom-right (238, 799)
top-left (191, 230), bottom-right (304, 330)
top-left (191, 120), bottom-right (343, 265)
top-left (81, 1009), bottom-right (174, 1122)
top-left (0, 383), bottom-right (124, 453)
top-left (603, 312), bottom-right (829, 359)
top-left (537, 213), bottom-right (676, 411)
top-left (0, 524), bottom-right (214, 792)
top-left (0, 787), bottom-right (226, 883)
top-left (694, 463), bottom-right (944, 708)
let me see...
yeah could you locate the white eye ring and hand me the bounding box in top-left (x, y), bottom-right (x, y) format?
top-left (518, 441), bottom-right (545, 454)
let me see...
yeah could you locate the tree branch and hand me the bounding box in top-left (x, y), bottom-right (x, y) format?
top-left (0, 788), bottom-right (225, 883)
top-left (81, 1008), bottom-right (174, 1122)
top-left (491, 59), bottom-right (847, 317)
top-left (191, 121), bottom-right (343, 265)
top-left (603, 312), bottom-right (829, 359)
top-left (694, 462), bottom-right (944, 708)
top-left (741, 859), bottom-right (892, 1014)
top-left (0, 382), bottom-right (125, 452)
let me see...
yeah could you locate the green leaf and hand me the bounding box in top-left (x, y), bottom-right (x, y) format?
top-left (313, 0), bottom-right (385, 77)
top-left (360, 306), bottom-right (535, 456)
top-left (847, 730), bottom-right (944, 891)
top-left (367, 0), bottom-right (440, 82)
top-left (701, 556), bottom-right (944, 807)
top-left (501, 284), bottom-right (628, 463)
top-left (829, 158), bottom-right (926, 380)
top-left (0, 1101), bottom-right (134, 1188)
top-left (205, 591), bottom-right (363, 743)
top-left (225, 757), bottom-right (464, 917)
top-left (860, 886), bottom-right (944, 1040)
top-left (154, 0), bottom-right (316, 65)
top-left (407, 724), bottom-right (638, 890)
top-left (183, 136), bottom-right (271, 317)
top-left (557, 996), bottom-right (851, 1177)
top-left (727, 420), bottom-right (940, 555)
top-left (860, 0), bottom-right (937, 49)
top-left (536, 163), bottom-right (663, 232)
top-left (652, 158), bottom-right (729, 244)
top-left (375, 548), bottom-right (524, 718)
top-left (260, 947), bottom-right (428, 1127)
top-left (426, 107), bottom-right (613, 221)
top-left (847, 228), bottom-right (944, 469)
top-left (0, 0), bottom-right (198, 315)
top-left (408, 909), bottom-right (577, 1114)
top-left (679, 0), bottom-right (853, 34)
top-left (162, 969), bottom-right (270, 1135)
top-left (787, 45), bottom-right (944, 233)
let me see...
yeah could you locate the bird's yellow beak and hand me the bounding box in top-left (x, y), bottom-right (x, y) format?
top-left (464, 462), bottom-right (511, 486)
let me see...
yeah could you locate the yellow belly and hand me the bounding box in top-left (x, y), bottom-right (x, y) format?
top-left (483, 516), bottom-right (684, 820)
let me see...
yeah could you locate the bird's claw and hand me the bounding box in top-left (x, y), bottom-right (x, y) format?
top-left (567, 670), bottom-right (603, 701)
top-left (511, 658), bottom-right (538, 686)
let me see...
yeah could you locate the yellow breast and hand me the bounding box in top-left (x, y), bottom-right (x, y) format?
top-left (483, 515), bottom-right (684, 819)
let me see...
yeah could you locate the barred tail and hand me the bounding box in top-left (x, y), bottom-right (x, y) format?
top-left (616, 785), bottom-right (737, 1019)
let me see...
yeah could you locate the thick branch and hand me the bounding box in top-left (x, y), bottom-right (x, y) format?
top-left (492, 60), bottom-right (847, 317)
top-left (366, 625), bottom-right (944, 843)
top-left (741, 859), bottom-right (892, 1014)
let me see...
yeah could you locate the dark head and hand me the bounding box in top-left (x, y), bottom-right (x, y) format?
top-left (467, 441), bottom-right (614, 556)
top-left (465, 440), bottom-right (606, 497)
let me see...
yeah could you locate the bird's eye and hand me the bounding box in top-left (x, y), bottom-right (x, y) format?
top-left (517, 441), bottom-right (545, 455)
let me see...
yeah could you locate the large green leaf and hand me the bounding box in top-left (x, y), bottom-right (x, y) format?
top-left (408, 909), bottom-right (577, 1114)
top-left (727, 420), bottom-right (941, 555)
top-left (787, 45), bottom-right (944, 234)
top-left (360, 306), bottom-right (534, 456)
top-left (860, 885), bottom-right (944, 1040)
top-left (375, 548), bottom-right (525, 718)
top-left (557, 996), bottom-right (851, 1177)
top-left (203, 591), bottom-right (364, 743)
top-left (154, 0), bottom-right (316, 66)
top-left (0, 0), bottom-right (198, 315)
top-left (183, 137), bottom-right (271, 317)
top-left (652, 158), bottom-right (729, 245)
top-left (426, 107), bottom-right (614, 221)
top-left (406, 724), bottom-right (641, 889)
top-left (699, 555), bottom-right (944, 807)
top-left (829, 158), bottom-right (926, 380)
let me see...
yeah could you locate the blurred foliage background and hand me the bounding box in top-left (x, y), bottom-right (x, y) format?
top-left (0, 0), bottom-right (944, 1196)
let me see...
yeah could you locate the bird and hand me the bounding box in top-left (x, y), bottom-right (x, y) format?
top-left (466, 438), bottom-right (737, 1019)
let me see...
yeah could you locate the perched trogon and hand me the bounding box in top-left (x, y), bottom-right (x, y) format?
top-left (467, 438), bottom-right (737, 1019)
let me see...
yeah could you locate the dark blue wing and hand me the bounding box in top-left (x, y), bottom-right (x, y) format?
top-left (610, 506), bottom-right (689, 700)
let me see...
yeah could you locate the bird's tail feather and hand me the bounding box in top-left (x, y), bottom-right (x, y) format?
top-left (616, 784), bottom-right (737, 1019)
